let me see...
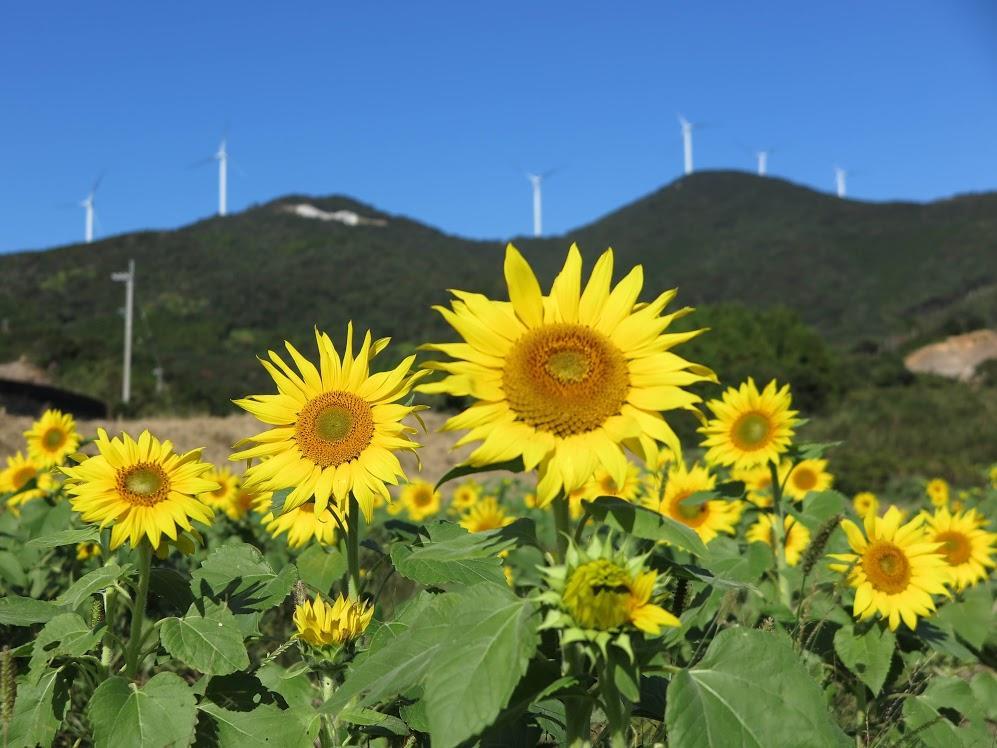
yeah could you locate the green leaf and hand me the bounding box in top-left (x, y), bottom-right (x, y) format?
top-left (970, 671), bottom-right (997, 721)
top-left (932, 584), bottom-right (992, 650)
top-left (160, 600), bottom-right (249, 675)
top-left (702, 537), bottom-right (770, 584)
top-left (902, 695), bottom-right (987, 748)
top-left (5, 666), bottom-right (70, 748)
top-left (921, 675), bottom-right (985, 726)
top-left (665, 628), bottom-right (850, 748)
top-left (148, 567), bottom-right (195, 614)
top-left (916, 620), bottom-right (975, 662)
top-left (390, 521), bottom-right (512, 589)
top-left (0, 550), bottom-right (26, 587)
top-left (0, 595), bottom-right (65, 626)
top-left (28, 613), bottom-right (101, 681)
top-left (197, 702), bottom-right (318, 747)
top-left (295, 544), bottom-right (346, 592)
top-left (423, 585), bottom-right (540, 748)
top-left (268, 487), bottom-right (293, 514)
top-left (24, 527), bottom-right (100, 549)
top-left (56, 563), bottom-right (131, 609)
top-left (789, 441), bottom-right (842, 460)
top-left (191, 542), bottom-right (297, 612)
top-left (582, 497), bottom-right (708, 556)
top-left (800, 490), bottom-right (847, 525)
top-left (434, 457), bottom-right (526, 491)
top-left (338, 706), bottom-right (409, 736)
top-left (202, 672), bottom-right (279, 711)
top-left (89, 672), bottom-right (197, 748)
top-left (833, 623), bottom-right (895, 695)
top-left (256, 662), bottom-right (316, 711)
top-left (678, 482), bottom-right (746, 508)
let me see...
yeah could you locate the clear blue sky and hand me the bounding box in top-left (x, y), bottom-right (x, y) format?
top-left (2, 1), bottom-right (995, 253)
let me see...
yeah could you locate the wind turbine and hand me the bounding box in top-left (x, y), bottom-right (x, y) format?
top-left (80, 175), bottom-right (103, 243)
top-left (755, 150), bottom-right (770, 176)
top-left (526, 170), bottom-right (555, 237)
top-left (215, 138), bottom-right (228, 216)
top-left (834, 166), bottom-right (847, 198)
top-left (678, 115), bottom-right (697, 175)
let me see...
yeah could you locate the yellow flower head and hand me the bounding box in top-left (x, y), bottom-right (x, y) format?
top-left (699, 378), bottom-right (798, 470)
top-left (451, 481), bottom-right (481, 510)
top-left (924, 507), bottom-right (995, 591)
top-left (419, 243), bottom-right (715, 507)
top-left (1, 452), bottom-right (55, 514)
top-left (75, 542), bottom-right (102, 561)
top-left (925, 478), bottom-right (949, 509)
top-left (732, 463), bottom-right (774, 508)
top-left (989, 464), bottom-right (997, 490)
top-left (460, 496), bottom-right (514, 533)
top-left (782, 459), bottom-right (833, 502)
top-left (231, 325), bottom-right (426, 521)
top-left (829, 506), bottom-right (949, 631)
top-left (230, 484), bottom-right (272, 520)
top-left (401, 480), bottom-right (441, 521)
top-left (644, 462), bottom-right (742, 544)
top-left (745, 513), bottom-right (812, 566)
top-left (61, 429), bottom-right (217, 551)
top-left (200, 467), bottom-right (239, 514)
top-left (265, 502), bottom-right (340, 548)
top-left (562, 558), bottom-right (679, 635)
top-left (293, 594), bottom-right (373, 649)
top-left (23, 409), bottom-right (81, 468)
top-left (852, 492), bottom-right (879, 519)
top-left (581, 462), bottom-right (643, 503)
top-left (523, 491), bottom-right (539, 509)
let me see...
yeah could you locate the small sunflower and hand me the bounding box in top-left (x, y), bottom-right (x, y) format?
top-left (61, 429), bottom-right (217, 551)
top-left (75, 542), bottom-right (102, 561)
top-left (523, 491), bottom-right (539, 509)
top-left (643, 463), bottom-right (742, 544)
top-left (460, 497), bottom-right (515, 533)
top-left (231, 325), bottom-right (426, 521)
top-left (1, 452), bottom-right (55, 513)
top-left (401, 480), bottom-right (441, 521)
top-left (829, 506), bottom-right (949, 630)
top-left (294, 594), bottom-right (373, 649)
top-left (732, 463), bottom-right (774, 508)
top-left (745, 513), bottom-right (811, 566)
top-left (924, 507), bottom-right (995, 591)
top-left (200, 467), bottom-right (239, 514)
top-left (23, 409), bottom-right (81, 468)
top-left (265, 502), bottom-right (340, 548)
top-left (229, 484), bottom-right (271, 520)
top-left (852, 492), bottom-right (879, 519)
top-left (925, 478), bottom-right (949, 509)
top-left (450, 481), bottom-right (481, 511)
top-left (699, 378), bottom-right (798, 470)
top-left (582, 462), bottom-right (643, 502)
top-left (419, 243), bottom-right (715, 507)
top-left (783, 459), bottom-right (833, 502)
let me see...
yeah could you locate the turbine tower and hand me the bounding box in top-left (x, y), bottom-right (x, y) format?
top-left (756, 150), bottom-right (769, 176)
top-left (526, 170), bottom-right (556, 237)
top-left (215, 138), bottom-right (228, 216)
top-left (834, 167), bottom-right (847, 198)
top-left (678, 115), bottom-right (695, 175)
top-left (80, 175), bottom-right (102, 243)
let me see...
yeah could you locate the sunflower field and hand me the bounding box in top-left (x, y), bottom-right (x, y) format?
top-left (1, 244), bottom-right (995, 748)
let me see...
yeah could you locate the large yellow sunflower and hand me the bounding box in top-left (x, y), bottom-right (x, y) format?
top-left (231, 325), bottom-right (426, 520)
top-left (1, 452), bottom-right (55, 513)
top-left (418, 244), bottom-right (714, 506)
top-left (61, 430), bottom-right (217, 550)
top-left (643, 462), bottom-right (743, 543)
top-left (23, 409), bottom-right (81, 468)
top-left (829, 506), bottom-right (949, 630)
top-left (923, 507), bottom-right (995, 591)
top-left (265, 502), bottom-right (340, 548)
top-left (401, 480), bottom-right (441, 521)
top-left (460, 496), bottom-right (515, 533)
top-left (746, 513), bottom-right (812, 566)
top-left (699, 378), bottom-right (798, 470)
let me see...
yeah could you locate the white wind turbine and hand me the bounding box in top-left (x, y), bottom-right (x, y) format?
top-left (80, 174), bottom-right (103, 244)
top-left (678, 115), bottom-right (696, 175)
top-left (526, 170), bottom-right (555, 237)
top-left (215, 138), bottom-right (228, 216)
top-left (755, 149), bottom-right (770, 176)
top-left (834, 166), bottom-right (847, 198)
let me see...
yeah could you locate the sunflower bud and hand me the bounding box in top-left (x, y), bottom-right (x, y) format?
top-left (1, 646), bottom-right (15, 729)
top-left (801, 513), bottom-right (842, 576)
top-left (671, 578), bottom-right (689, 615)
top-left (89, 594), bottom-right (105, 628)
top-left (292, 580), bottom-right (307, 608)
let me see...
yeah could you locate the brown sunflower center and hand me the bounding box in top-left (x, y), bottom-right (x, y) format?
top-left (411, 488), bottom-right (434, 507)
top-left (730, 411), bottom-right (772, 451)
top-left (211, 483), bottom-right (228, 497)
top-left (793, 468), bottom-right (817, 491)
top-left (11, 467), bottom-right (36, 490)
top-left (670, 491), bottom-right (709, 525)
top-left (42, 427), bottom-right (67, 450)
top-left (503, 324), bottom-right (629, 438)
top-left (934, 530), bottom-right (972, 565)
top-left (295, 391), bottom-right (375, 468)
top-left (863, 541), bottom-right (912, 594)
top-left (118, 464), bottom-right (171, 507)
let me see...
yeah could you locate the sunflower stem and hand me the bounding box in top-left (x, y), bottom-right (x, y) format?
top-left (552, 493), bottom-right (572, 562)
top-left (346, 495), bottom-right (361, 598)
top-left (123, 541), bottom-right (152, 679)
top-left (768, 460), bottom-right (792, 609)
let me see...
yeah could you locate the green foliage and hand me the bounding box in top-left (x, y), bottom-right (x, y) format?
top-left (160, 601), bottom-right (250, 676)
top-left (832, 623), bottom-right (895, 696)
top-left (6, 666), bottom-right (71, 748)
top-left (389, 521), bottom-right (515, 589)
top-left (88, 672), bottom-right (197, 748)
top-left (581, 496), bottom-right (709, 556)
top-left (28, 613), bottom-right (101, 680)
top-left (196, 702), bottom-right (319, 747)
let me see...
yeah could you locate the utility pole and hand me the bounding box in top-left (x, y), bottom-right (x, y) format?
top-left (152, 366), bottom-right (164, 395)
top-left (111, 260), bottom-right (135, 405)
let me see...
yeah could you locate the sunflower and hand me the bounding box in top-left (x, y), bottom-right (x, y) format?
top-left (828, 506), bottom-right (949, 630)
top-left (265, 502), bottom-right (340, 548)
top-left (401, 480), bottom-right (441, 521)
top-left (1, 452), bottom-right (55, 513)
top-left (76, 542), bottom-right (102, 561)
top-left (732, 463), bottom-right (774, 508)
top-left (294, 594), bottom-right (373, 649)
top-left (782, 459), bottom-right (833, 502)
top-left (852, 492), bottom-right (879, 519)
top-left (231, 325), bottom-right (425, 521)
top-left (562, 558), bottom-right (678, 635)
top-left (745, 513), bottom-right (812, 566)
top-left (523, 491), bottom-right (539, 509)
top-left (581, 462), bottom-right (643, 502)
top-left (418, 244), bottom-right (714, 507)
top-left (200, 467), bottom-right (239, 514)
top-left (229, 484), bottom-right (271, 520)
top-left (23, 409), bottom-right (81, 468)
top-left (450, 481), bottom-right (481, 511)
top-left (60, 429), bottom-right (217, 550)
top-left (989, 464), bottom-right (997, 490)
top-left (643, 463), bottom-right (742, 544)
top-left (925, 478), bottom-right (949, 509)
top-left (923, 508), bottom-right (995, 591)
top-left (699, 378), bottom-right (798, 470)
top-left (460, 496), bottom-right (515, 533)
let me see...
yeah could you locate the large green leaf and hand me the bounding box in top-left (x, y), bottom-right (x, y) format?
top-left (902, 695), bottom-right (988, 748)
top-left (434, 458), bottom-right (525, 491)
top-left (0, 595), bottom-right (64, 626)
top-left (256, 662), bottom-right (316, 711)
top-left (28, 613), bottom-right (101, 681)
top-left (0, 550), bottom-right (26, 587)
top-left (337, 706), bottom-right (409, 736)
top-left (196, 702), bottom-right (319, 748)
top-left (295, 544), bottom-right (346, 592)
top-left (56, 563), bottom-right (131, 609)
top-left (160, 600), bottom-right (249, 675)
top-left (665, 628), bottom-right (850, 747)
top-left (932, 584), bottom-right (993, 650)
top-left (423, 585), bottom-right (540, 748)
top-left (5, 666), bottom-right (70, 748)
top-left (88, 672), bottom-right (197, 748)
top-left (833, 623), bottom-right (895, 696)
top-left (191, 542), bottom-right (296, 612)
top-left (390, 522), bottom-right (511, 589)
top-left (581, 497), bottom-right (708, 556)
top-left (24, 527), bottom-right (100, 550)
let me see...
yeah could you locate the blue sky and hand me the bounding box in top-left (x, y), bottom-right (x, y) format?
top-left (1, 1), bottom-right (995, 253)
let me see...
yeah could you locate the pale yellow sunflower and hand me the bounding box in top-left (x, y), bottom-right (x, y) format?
top-left (562, 558), bottom-right (679, 635)
top-left (852, 492), bottom-right (879, 519)
top-left (460, 496), bottom-right (515, 533)
top-left (829, 506), bottom-right (949, 630)
top-left (1, 452), bottom-right (55, 514)
top-left (23, 409), bottom-right (81, 468)
top-left (643, 462), bottom-right (743, 543)
top-left (699, 378), bottom-right (798, 470)
top-left (265, 502), bottom-right (340, 548)
top-left (61, 430), bottom-right (217, 550)
top-left (229, 484), bottom-right (272, 520)
top-left (782, 459), bottom-right (833, 502)
top-left (450, 480), bottom-right (481, 511)
top-left (418, 243), bottom-right (715, 506)
top-left (732, 463), bottom-right (774, 508)
top-left (294, 594), bottom-right (373, 648)
top-left (745, 513), bottom-right (812, 566)
top-left (231, 325), bottom-right (425, 520)
top-left (925, 478), bottom-right (949, 509)
top-left (401, 480), bottom-right (441, 521)
top-left (200, 467), bottom-right (239, 513)
top-left (924, 507), bottom-right (995, 591)
top-left (581, 462), bottom-right (643, 502)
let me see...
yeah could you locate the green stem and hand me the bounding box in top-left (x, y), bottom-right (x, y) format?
top-left (552, 493), bottom-right (572, 562)
top-left (346, 495), bottom-right (361, 598)
top-left (563, 642), bottom-right (593, 748)
top-left (768, 461), bottom-right (792, 609)
top-left (123, 542), bottom-right (153, 679)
